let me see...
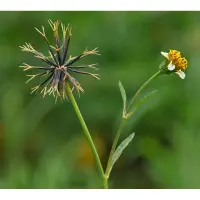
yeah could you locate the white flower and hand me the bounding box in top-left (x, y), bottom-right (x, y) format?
top-left (175, 70), bottom-right (185, 79)
top-left (161, 51), bottom-right (169, 59)
top-left (167, 62), bottom-right (175, 71)
top-left (161, 50), bottom-right (187, 80)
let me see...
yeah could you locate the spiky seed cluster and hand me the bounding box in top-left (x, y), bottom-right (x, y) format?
top-left (20, 20), bottom-right (100, 101)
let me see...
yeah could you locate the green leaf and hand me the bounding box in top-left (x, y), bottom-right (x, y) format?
top-left (127, 90), bottom-right (158, 118)
top-left (118, 81), bottom-right (127, 116)
top-left (108, 133), bottom-right (135, 176)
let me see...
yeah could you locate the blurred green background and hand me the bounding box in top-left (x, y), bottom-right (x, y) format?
top-left (0, 11), bottom-right (199, 189)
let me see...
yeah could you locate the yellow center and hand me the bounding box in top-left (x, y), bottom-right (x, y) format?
top-left (168, 49), bottom-right (188, 71)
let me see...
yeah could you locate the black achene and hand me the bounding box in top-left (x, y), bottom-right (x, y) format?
top-left (20, 20), bottom-right (99, 101)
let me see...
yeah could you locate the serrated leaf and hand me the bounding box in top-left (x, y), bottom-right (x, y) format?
top-left (126, 90), bottom-right (158, 118)
top-left (108, 133), bottom-right (135, 176)
top-left (118, 81), bottom-right (127, 116)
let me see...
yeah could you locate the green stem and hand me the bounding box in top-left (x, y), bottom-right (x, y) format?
top-left (105, 118), bottom-right (126, 176)
top-left (104, 70), bottom-right (162, 188)
top-left (103, 176), bottom-right (108, 189)
top-left (127, 70), bottom-right (162, 112)
top-left (66, 82), bottom-right (106, 188)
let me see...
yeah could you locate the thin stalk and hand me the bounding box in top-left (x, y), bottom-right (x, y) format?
top-left (127, 70), bottom-right (162, 112)
top-left (66, 82), bottom-right (106, 188)
top-left (104, 70), bottom-right (162, 188)
top-left (105, 118), bottom-right (126, 177)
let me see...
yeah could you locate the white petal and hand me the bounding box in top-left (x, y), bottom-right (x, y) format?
top-left (167, 62), bottom-right (175, 71)
top-left (161, 52), bottom-right (169, 59)
top-left (175, 70), bottom-right (185, 79)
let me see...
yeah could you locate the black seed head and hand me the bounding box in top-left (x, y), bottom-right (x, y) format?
top-left (20, 19), bottom-right (100, 101)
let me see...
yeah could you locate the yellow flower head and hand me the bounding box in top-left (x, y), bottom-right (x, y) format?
top-left (161, 50), bottom-right (188, 79)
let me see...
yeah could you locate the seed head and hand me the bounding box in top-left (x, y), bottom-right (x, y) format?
top-left (20, 20), bottom-right (100, 101)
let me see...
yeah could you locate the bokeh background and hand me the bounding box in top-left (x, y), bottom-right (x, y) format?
top-left (0, 11), bottom-right (199, 189)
